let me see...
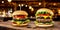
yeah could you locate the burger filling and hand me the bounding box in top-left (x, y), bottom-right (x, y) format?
top-left (36, 12), bottom-right (51, 16)
top-left (35, 12), bottom-right (53, 25)
top-left (36, 17), bottom-right (53, 25)
top-left (12, 15), bottom-right (30, 24)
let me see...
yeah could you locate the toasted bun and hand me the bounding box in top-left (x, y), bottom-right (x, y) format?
top-left (13, 10), bottom-right (28, 16)
top-left (35, 21), bottom-right (54, 27)
top-left (36, 24), bottom-right (54, 27)
top-left (35, 8), bottom-right (54, 16)
top-left (12, 23), bottom-right (28, 26)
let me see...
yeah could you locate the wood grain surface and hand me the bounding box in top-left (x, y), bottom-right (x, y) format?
top-left (0, 21), bottom-right (60, 30)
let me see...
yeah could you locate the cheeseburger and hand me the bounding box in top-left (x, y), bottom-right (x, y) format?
top-left (12, 10), bottom-right (30, 26)
top-left (35, 8), bottom-right (54, 27)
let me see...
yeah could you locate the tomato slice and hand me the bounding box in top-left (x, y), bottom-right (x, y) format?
top-left (14, 15), bottom-right (25, 18)
top-left (38, 14), bottom-right (50, 16)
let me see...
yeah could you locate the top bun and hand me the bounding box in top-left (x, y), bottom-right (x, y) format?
top-left (35, 8), bottom-right (54, 16)
top-left (13, 10), bottom-right (28, 16)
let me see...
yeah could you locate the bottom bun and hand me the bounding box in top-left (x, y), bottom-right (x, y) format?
top-left (12, 23), bottom-right (28, 27)
top-left (36, 24), bottom-right (54, 27)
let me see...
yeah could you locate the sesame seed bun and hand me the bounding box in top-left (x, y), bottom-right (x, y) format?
top-left (12, 10), bottom-right (28, 16)
top-left (35, 8), bottom-right (54, 16)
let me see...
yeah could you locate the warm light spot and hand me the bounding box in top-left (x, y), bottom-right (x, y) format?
top-left (21, 4), bottom-right (24, 6)
top-left (58, 10), bottom-right (60, 14)
top-left (31, 8), bottom-right (34, 11)
top-left (7, 0), bottom-right (12, 2)
top-left (53, 3), bottom-right (56, 6)
top-left (39, 2), bottom-right (41, 5)
top-left (29, 6), bottom-right (32, 9)
top-left (2, 1), bottom-right (4, 3)
top-left (25, 5), bottom-right (28, 7)
top-left (30, 16), bottom-right (33, 18)
top-left (19, 4), bottom-right (21, 6)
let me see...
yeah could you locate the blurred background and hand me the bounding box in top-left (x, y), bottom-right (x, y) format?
top-left (0, 0), bottom-right (60, 21)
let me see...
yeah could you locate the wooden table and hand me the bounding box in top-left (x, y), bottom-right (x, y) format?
top-left (0, 21), bottom-right (60, 30)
